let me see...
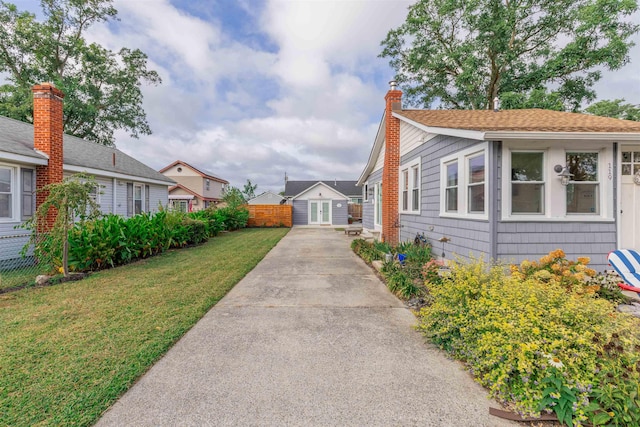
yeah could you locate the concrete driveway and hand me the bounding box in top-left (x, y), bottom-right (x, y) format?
top-left (97, 227), bottom-right (514, 426)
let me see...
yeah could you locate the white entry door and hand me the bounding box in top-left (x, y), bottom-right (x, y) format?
top-left (309, 200), bottom-right (331, 225)
top-left (620, 147), bottom-right (640, 249)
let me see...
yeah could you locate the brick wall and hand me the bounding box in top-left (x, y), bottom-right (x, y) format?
top-left (382, 88), bottom-right (402, 245)
top-left (32, 83), bottom-right (65, 230)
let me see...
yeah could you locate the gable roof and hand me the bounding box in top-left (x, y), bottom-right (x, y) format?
top-left (358, 107), bottom-right (640, 186)
top-left (284, 180), bottom-right (359, 198)
top-left (0, 115), bottom-right (174, 185)
top-left (159, 160), bottom-right (228, 184)
top-left (396, 109), bottom-right (640, 133)
top-left (248, 190), bottom-right (285, 202)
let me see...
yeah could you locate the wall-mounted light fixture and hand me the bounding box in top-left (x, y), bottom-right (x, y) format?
top-left (554, 164), bottom-right (574, 186)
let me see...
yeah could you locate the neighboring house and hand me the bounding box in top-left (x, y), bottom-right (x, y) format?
top-left (247, 191), bottom-right (286, 205)
top-left (283, 180), bottom-right (359, 226)
top-left (0, 83), bottom-right (175, 267)
top-left (357, 81), bottom-right (640, 271)
top-left (159, 160), bottom-right (229, 212)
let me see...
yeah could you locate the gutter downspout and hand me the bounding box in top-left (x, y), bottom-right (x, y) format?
top-left (113, 177), bottom-right (117, 214)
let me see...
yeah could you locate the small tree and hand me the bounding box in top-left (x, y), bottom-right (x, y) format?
top-left (242, 179), bottom-right (258, 201)
top-left (22, 173), bottom-right (101, 277)
top-left (221, 186), bottom-right (246, 209)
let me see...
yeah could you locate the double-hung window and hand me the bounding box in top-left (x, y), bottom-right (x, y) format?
top-left (440, 144), bottom-right (487, 218)
top-left (566, 152), bottom-right (599, 214)
top-left (401, 169), bottom-right (409, 211)
top-left (399, 157), bottom-right (421, 214)
top-left (511, 152), bottom-right (544, 214)
top-left (445, 161), bottom-right (458, 212)
top-left (467, 153), bottom-right (485, 213)
top-left (412, 164), bottom-right (420, 211)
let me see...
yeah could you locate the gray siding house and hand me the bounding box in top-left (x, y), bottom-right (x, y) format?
top-left (357, 82), bottom-right (640, 271)
top-left (284, 180), bottom-right (358, 226)
top-left (0, 83), bottom-right (174, 267)
top-left (247, 191), bottom-right (286, 205)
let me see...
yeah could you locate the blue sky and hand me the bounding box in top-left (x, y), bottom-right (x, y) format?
top-left (19, 0), bottom-right (640, 192)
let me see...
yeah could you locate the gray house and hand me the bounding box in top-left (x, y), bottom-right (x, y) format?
top-left (357, 82), bottom-right (640, 271)
top-left (247, 191), bottom-right (286, 205)
top-left (0, 83), bottom-right (174, 267)
top-left (284, 180), bottom-right (359, 226)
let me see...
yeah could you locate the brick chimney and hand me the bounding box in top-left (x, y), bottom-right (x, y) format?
top-left (382, 80), bottom-right (402, 245)
top-left (32, 83), bottom-right (65, 229)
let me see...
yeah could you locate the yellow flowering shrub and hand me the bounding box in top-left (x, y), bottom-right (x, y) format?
top-left (418, 257), bottom-right (640, 426)
top-left (510, 249), bottom-right (598, 294)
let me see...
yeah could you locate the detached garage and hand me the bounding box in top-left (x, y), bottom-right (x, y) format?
top-left (284, 180), bottom-right (355, 226)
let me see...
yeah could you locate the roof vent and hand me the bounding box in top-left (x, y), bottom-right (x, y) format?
top-left (389, 80), bottom-right (397, 91)
top-left (493, 96), bottom-right (500, 112)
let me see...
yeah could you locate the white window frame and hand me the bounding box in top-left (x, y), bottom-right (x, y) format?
top-left (440, 143), bottom-right (488, 220)
top-left (399, 157), bottom-right (421, 215)
top-left (500, 142), bottom-right (612, 221)
top-left (565, 151), bottom-right (600, 216)
top-left (508, 150), bottom-right (546, 216)
top-left (134, 183), bottom-right (144, 215)
top-left (0, 164), bottom-right (17, 222)
top-left (374, 181), bottom-right (382, 229)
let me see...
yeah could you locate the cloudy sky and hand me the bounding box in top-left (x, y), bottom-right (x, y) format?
top-left (22, 0), bottom-right (640, 192)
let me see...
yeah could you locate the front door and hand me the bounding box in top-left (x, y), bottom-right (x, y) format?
top-left (309, 200), bottom-right (331, 225)
top-left (620, 147), bottom-right (640, 249)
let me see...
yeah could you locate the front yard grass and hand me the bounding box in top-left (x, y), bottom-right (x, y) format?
top-left (0, 227), bottom-right (288, 426)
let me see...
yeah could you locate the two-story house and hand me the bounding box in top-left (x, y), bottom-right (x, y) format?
top-left (159, 161), bottom-right (229, 212)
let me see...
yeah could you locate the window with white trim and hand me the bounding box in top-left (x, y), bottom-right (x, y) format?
top-left (412, 164), bottom-right (420, 211)
top-left (511, 152), bottom-right (544, 214)
top-left (399, 157), bottom-right (420, 214)
top-left (566, 152), bottom-right (599, 215)
top-left (134, 184), bottom-right (143, 215)
top-left (444, 161), bottom-right (458, 212)
top-left (363, 182), bottom-right (369, 202)
top-left (0, 166), bottom-right (13, 219)
top-left (467, 153), bottom-right (485, 213)
top-left (440, 144), bottom-right (487, 218)
top-left (401, 169), bottom-right (409, 211)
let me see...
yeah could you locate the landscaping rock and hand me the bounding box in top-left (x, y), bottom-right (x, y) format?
top-left (35, 275), bottom-right (50, 286)
top-left (616, 302), bottom-right (640, 318)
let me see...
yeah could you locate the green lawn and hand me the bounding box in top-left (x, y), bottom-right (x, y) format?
top-left (0, 228), bottom-right (288, 426)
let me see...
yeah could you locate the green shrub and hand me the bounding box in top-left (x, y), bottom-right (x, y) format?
top-left (181, 217), bottom-right (208, 245)
top-left (350, 239), bottom-right (382, 263)
top-left (418, 257), bottom-right (640, 425)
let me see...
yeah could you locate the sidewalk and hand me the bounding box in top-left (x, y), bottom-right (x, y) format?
top-left (97, 228), bottom-right (514, 426)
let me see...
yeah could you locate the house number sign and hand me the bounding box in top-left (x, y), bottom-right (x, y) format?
top-left (608, 163), bottom-right (612, 180)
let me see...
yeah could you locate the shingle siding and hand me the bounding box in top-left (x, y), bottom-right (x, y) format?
top-left (399, 135), bottom-right (490, 262)
top-left (293, 200), bottom-right (308, 225)
top-left (496, 222), bottom-right (615, 270)
top-left (362, 169), bottom-right (382, 229)
top-left (332, 200), bottom-right (348, 225)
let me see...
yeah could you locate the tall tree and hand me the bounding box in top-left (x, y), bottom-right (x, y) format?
top-left (585, 99), bottom-right (640, 121)
top-left (381, 0), bottom-right (638, 111)
top-left (0, 0), bottom-right (161, 146)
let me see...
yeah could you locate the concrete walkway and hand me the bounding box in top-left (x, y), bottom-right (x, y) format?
top-left (97, 228), bottom-right (514, 426)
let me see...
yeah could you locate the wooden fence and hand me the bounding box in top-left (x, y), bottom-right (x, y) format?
top-left (348, 203), bottom-right (362, 222)
top-left (246, 205), bottom-right (292, 228)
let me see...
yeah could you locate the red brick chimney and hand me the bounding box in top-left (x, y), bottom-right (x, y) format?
top-left (32, 83), bottom-right (65, 229)
top-left (382, 80), bottom-right (402, 245)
